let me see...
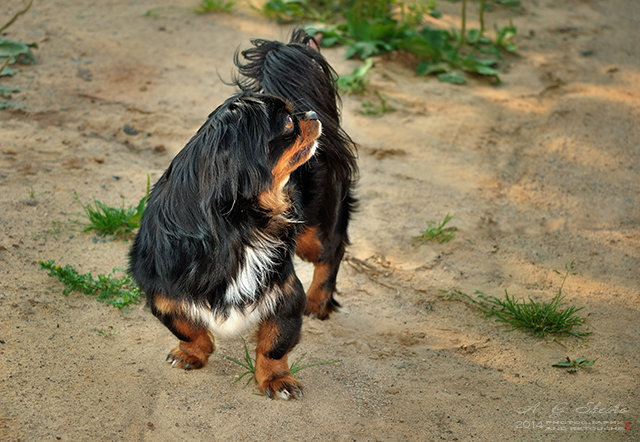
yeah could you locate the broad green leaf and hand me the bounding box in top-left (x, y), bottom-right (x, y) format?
top-left (0, 37), bottom-right (37, 65)
top-left (416, 61), bottom-right (449, 76)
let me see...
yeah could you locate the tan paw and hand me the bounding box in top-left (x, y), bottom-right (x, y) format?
top-left (258, 374), bottom-right (303, 400)
top-left (165, 344), bottom-right (209, 370)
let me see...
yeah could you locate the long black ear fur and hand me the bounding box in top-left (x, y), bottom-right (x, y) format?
top-left (170, 92), bottom-right (273, 209)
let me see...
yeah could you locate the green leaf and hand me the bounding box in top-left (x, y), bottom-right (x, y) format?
top-left (552, 361), bottom-right (573, 367)
top-left (322, 36), bottom-right (339, 47)
top-left (574, 357), bottom-right (595, 366)
top-left (438, 71), bottom-right (467, 84)
top-left (416, 61), bottom-right (449, 76)
top-left (0, 37), bottom-right (37, 65)
top-left (504, 42), bottom-right (518, 53)
top-left (0, 85), bottom-right (20, 98)
top-left (475, 65), bottom-right (500, 76)
top-left (466, 55), bottom-right (498, 66)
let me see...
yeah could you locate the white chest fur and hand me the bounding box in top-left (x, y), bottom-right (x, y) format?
top-left (185, 236), bottom-right (284, 337)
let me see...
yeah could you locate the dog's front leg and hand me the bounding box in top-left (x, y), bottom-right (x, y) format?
top-left (255, 275), bottom-right (306, 399)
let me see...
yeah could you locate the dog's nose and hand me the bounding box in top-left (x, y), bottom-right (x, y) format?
top-left (305, 111), bottom-right (318, 121)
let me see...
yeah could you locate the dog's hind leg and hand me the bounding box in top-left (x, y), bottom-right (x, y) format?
top-left (150, 294), bottom-right (215, 370)
top-left (254, 275), bottom-right (305, 399)
top-left (296, 225), bottom-right (346, 320)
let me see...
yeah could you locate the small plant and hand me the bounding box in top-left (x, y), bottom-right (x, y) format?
top-left (358, 90), bottom-right (396, 115)
top-left (27, 185), bottom-right (35, 199)
top-left (337, 58), bottom-right (373, 95)
top-left (553, 356), bottom-right (595, 373)
top-left (306, 0), bottom-right (517, 85)
top-left (414, 214), bottom-right (457, 244)
top-left (218, 338), bottom-right (257, 386)
top-left (445, 262), bottom-right (591, 338)
top-left (75, 176), bottom-right (149, 239)
top-left (216, 338), bottom-right (340, 387)
top-left (0, 84), bottom-right (20, 98)
top-left (1, 0), bottom-right (36, 110)
top-left (95, 328), bottom-right (121, 338)
top-left (39, 260), bottom-right (141, 309)
top-left (194, 0), bottom-right (235, 14)
top-left (49, 220), bottom-right (63, 236)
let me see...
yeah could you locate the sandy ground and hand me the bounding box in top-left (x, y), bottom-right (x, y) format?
top-left (1, 0), bottom-right (638, 440)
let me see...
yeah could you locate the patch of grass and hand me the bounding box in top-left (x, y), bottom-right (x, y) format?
top-left (414, 214), bottom-right (457, 244)
top-left (445, 262), bottom-right (590, 338)
top-left (358, 90), bottom-right (396, 115)
top-left (216, 338), bottom-right (340, 386)
top-left (260, 0), bottom-right (338, 23)
top-left (337, 58), bottom-right (373, 95)
top-left (75, 176), bottom-right (149, 239)
top-left (49, 220), bottom-right (63, 236)
top-left (194, 0), bottom-right (235, 14)
top-left (218, 338), bottom-right (256, 386)
top-left (552, 356), bottom-right (595, 373)
top-left (39, 260), bottom-right (141, 309)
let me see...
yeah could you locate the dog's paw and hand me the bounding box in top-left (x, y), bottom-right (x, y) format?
top-left (304, 296), bottom-right (340, 320)
top-left (258, 374), bottom-right (303, 400)
top-left (165, 345), bottom-right (208, 370)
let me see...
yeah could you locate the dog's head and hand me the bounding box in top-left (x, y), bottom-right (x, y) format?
top-left (165, 92), bottom-right (321, 213)
top-left (233, 29), bottom-right (357, 185)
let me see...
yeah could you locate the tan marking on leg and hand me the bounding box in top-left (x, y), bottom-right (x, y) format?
top-left (295, 226), bottom-right (323, 262)
top-left (167, 319), bottom-right (215, 370)
top-left (154, 294), bottom-right (180, 315)
top-left (254, 321), bottom-right (301, 399)
top-left (304, 262), bottom-right (333, 319)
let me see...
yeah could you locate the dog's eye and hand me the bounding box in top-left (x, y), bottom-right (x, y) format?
top-left (283, 115), bottom-right (294, 133)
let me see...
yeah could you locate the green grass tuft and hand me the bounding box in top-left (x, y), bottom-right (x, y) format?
top-left (414, 214), bottom-right (457, 244)
top-left (358, 90), bottom-right (396, 115)
top-left (445, 262), bottom-right (590, 338)
top-left (75, 176), bottom-right (149, 239)
top-left (39, 260), bottom-right (141, 309)
top-left (216, 338), bottom-right (340, 386)
top-left (194, 0), bottom-right (235, 14)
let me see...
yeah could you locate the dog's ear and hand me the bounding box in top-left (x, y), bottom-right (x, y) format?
top-left (194, 96), bottom-right (273, 208)
top-left (290, 28), bottom-right (320, 51)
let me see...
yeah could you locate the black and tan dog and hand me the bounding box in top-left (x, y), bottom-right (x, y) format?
top-left (129, 30), bottom-right (357, 399)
